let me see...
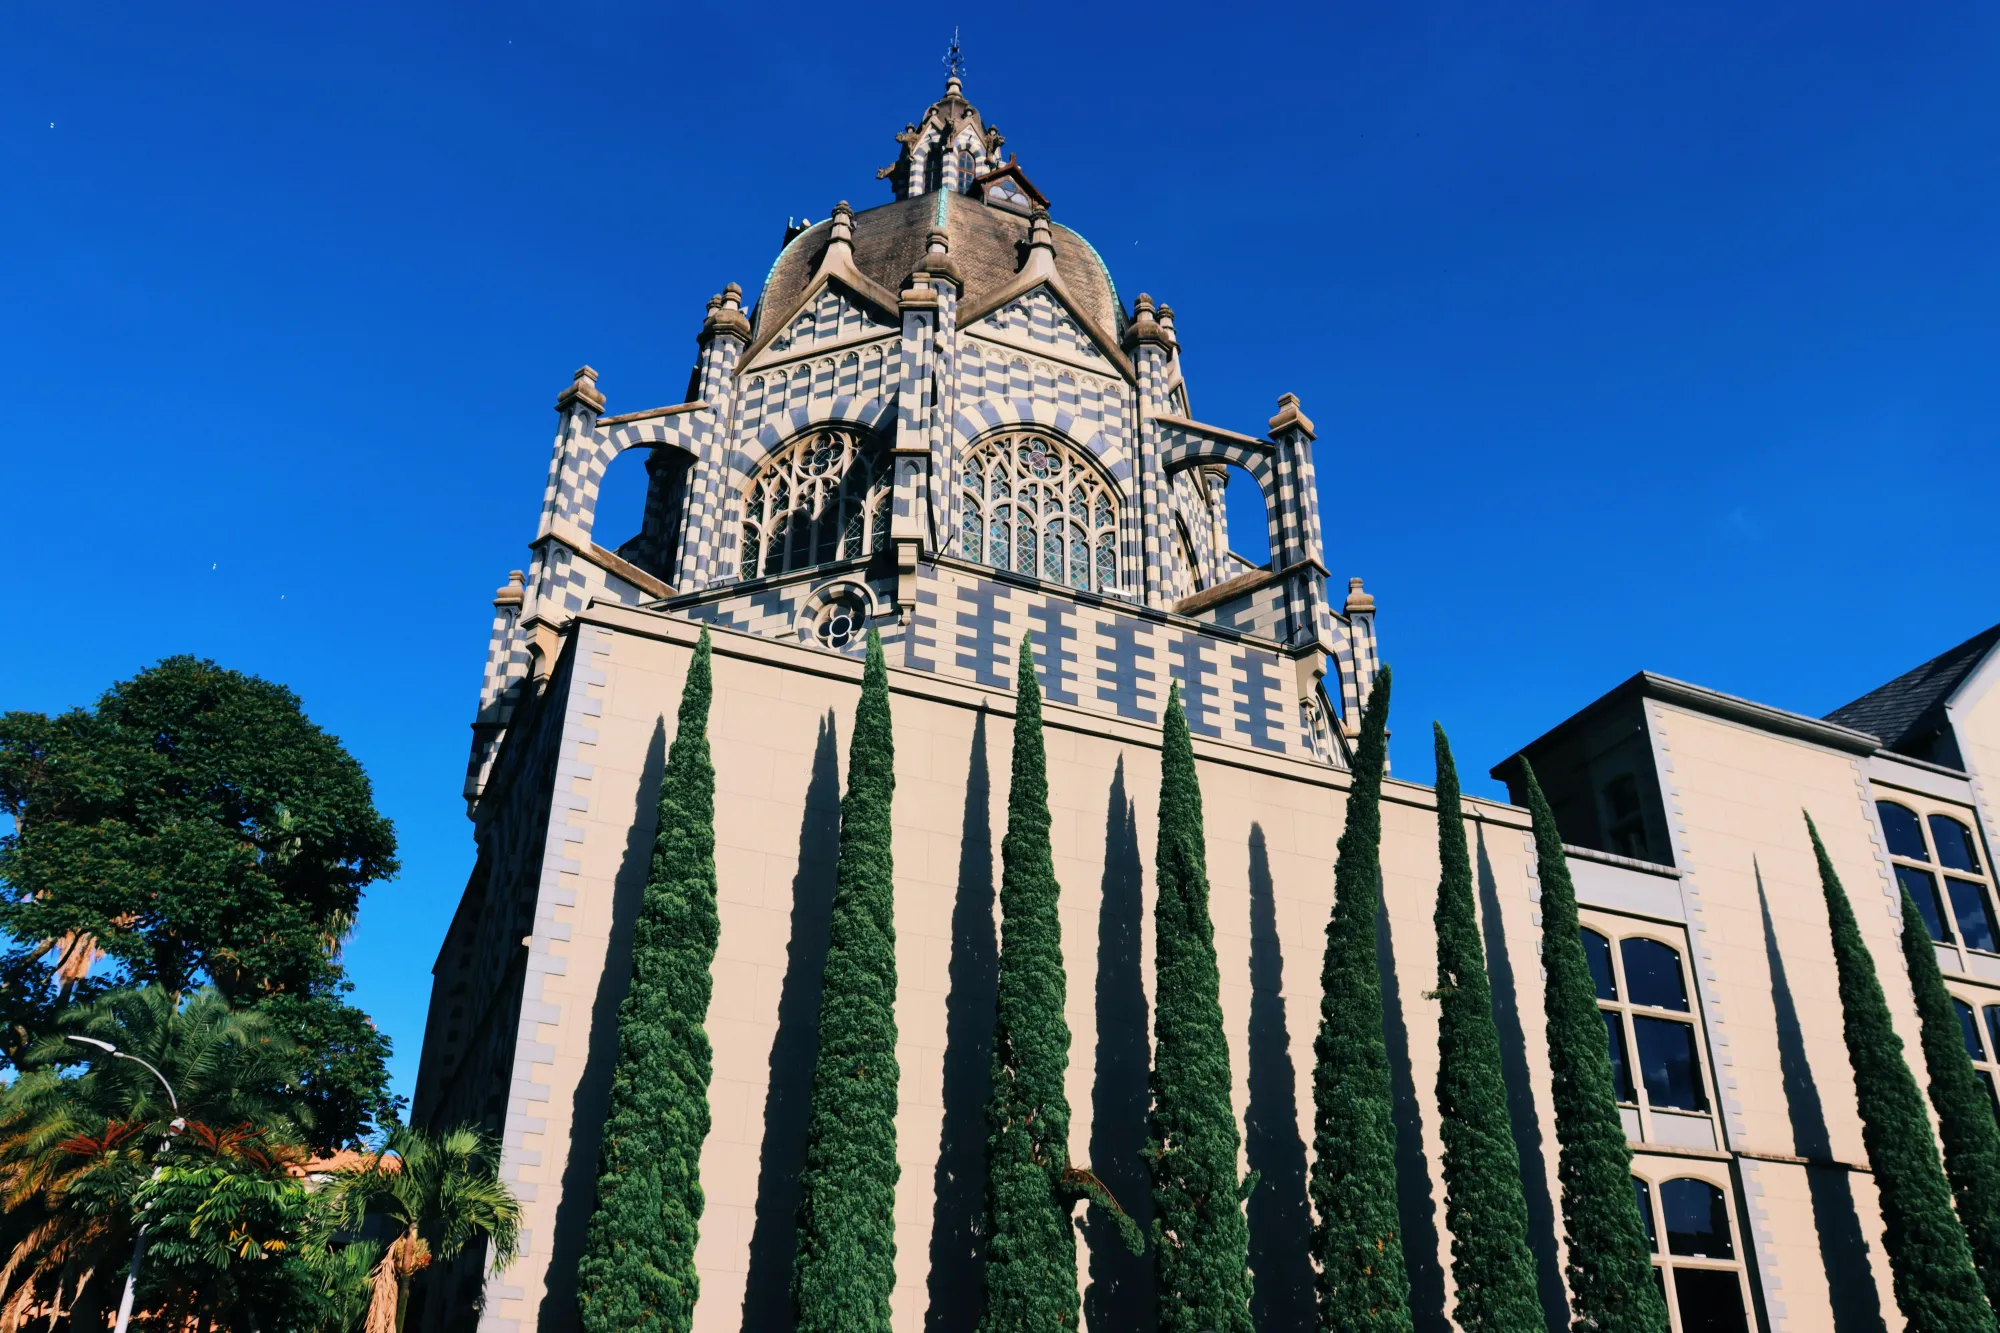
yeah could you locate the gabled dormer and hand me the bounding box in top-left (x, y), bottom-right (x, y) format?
top-left (876, 75), bottom-right (1006, 200)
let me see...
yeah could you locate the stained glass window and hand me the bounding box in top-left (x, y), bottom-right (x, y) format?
top-left (739, 429), bottom-right (891, 582)
top-left (959, 433), bottom-right (1122, 594)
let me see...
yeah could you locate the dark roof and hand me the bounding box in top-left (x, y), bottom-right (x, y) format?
top-left (1824, 623), bottom-right (2000, 753)
top-left (753, 192), bottom-right (1124, 343)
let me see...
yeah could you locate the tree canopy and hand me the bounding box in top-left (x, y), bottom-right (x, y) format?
top-left (0, 656), bottom-right (402, 1145)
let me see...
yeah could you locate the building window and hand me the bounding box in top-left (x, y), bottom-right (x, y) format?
top-left (958, 432), bottom-right (1122, 594)
top-left (1584, 925), bottom-right (1713, 1142)
top-left (739, 429), bottom-right (892, 583)
top-left (1634, 1175), bottom-right (1753, 1333)
top-left (1879, 800), bottom-right (2000, 954)
top-left (1949, 992), bottom-right (2000, 1119)
top-left (1602, 772), bottom-right (1652, 861)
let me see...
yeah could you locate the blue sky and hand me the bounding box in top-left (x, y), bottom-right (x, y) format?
top-left (5, 1), bottom-right (1996, 1108)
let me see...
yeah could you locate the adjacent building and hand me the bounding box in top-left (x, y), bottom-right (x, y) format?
top-left (409, 71), bottom-right (2000, 1333)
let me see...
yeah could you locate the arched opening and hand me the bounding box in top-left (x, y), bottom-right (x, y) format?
top-left (594, 445), bottom-right (690, 583)
top-left (738, 427), bottom-right (892, 582)
top-left (957, 430), bottom-right (1122, 594)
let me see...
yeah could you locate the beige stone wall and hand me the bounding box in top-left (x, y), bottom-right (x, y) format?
top-left (1948, 649), bottom-right (2000, 863)
top-left (483, 605), bottom-right (1562, 1332)
top-left (1642, 700), bottom-right (1907, 1330)
top-left (479, 605), bottom-right (1989, 1333)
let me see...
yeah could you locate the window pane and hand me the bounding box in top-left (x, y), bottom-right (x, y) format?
top-left (1956, 999), bottom-right (1985, 1059)
top-left (1980, 1069), bottom-right (2000, 1123)
top-left (1898, 865), bottom-right (1951, 943)
top-left (1948, 879), bottom-right (2000, 953)
top-left (1621, 938), bottom-right (1691, 1011)
top-left (1672, 1267), bottom-right (1750, 1333)
top-left (1633, 1015), bottom-right (1708, 1112)
top-left (1604, 1011), bottom-right (1636, 1103)
top-left (1985, 1007), bottom-right (2000, 1064)
top-left (1661, 1178), bottom-right (1734, 1258)
top-left (1634, 1178), bottom-right (1658, 1252)
top-left (1583, 929), bottom-right (1617, 1001)
top-left (1931, 815), bottom-right (1984, 874)
top-left (1879, 801), bottom-right (1929, 861)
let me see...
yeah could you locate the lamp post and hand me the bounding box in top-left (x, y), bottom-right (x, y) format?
top-left (65, 1035), bottom-right (181, 1333)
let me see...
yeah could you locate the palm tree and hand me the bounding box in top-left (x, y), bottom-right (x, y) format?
top-left (0, 986), bottom-right (300, 1329)
top-left (318, 1124), bottom-right (521, 1333)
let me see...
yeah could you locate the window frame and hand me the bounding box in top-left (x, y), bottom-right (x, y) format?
top-left (956, 429), bottom-right (1124, 596)
top-left (1581, 911), bottom-right (1719, 1146)
top-left (1634, 1165), bottom-right (1756, 1333)
top-left (737, 427), bottom-right (893, 585)
top-left (1947, 984), bottom-right (2000, 1122)
top-left (1876, 797), bottom-right (2000, 961)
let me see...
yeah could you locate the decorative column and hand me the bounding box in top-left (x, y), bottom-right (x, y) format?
top-left (463, 570), bottom-right (527, 813)
top-left (677, 284), bottom-right (749, 590)
top-left (893, 259), bottom-right (940, 617)
top-left (1267, 392), bottom-right (1342, 722)
top-left (920, 229), bottom-right (962, 553)
top-left (1124, 294), bottom-right (1172, 608)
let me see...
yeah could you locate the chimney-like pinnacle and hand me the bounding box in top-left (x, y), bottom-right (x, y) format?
top-left (556, 365), bottom-right (605, 415)
top-left (1268, 392), bottom-right (1316, 439)
top-left (922, 228), bottom-right (962, 287)
top-left (1344, 577), bottom-right (1376, 616)
top-left (495, 570), bottom-right (526, 607)
top-left (1124, 293), bottom-right (1169, 352)
top-left (700, 288), bottom-right (752, 344)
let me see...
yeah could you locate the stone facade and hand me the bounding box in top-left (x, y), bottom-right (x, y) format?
top-left (413, 72), bottom-right (2000, 1333)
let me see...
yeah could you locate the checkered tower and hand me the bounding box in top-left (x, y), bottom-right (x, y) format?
top-left (462, 73), bottom-right (1385, 811)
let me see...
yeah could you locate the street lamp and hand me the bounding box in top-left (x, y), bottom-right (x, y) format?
top-left (65, 1035), bottom-right (181, 1333)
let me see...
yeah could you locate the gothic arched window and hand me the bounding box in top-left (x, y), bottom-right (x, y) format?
top-left (739, 428), bottom-right (891, 582)
top-left (958, 432), bottom-right (1121, 593)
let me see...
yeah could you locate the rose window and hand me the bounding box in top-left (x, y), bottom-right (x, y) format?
top-left (958, 433), bottom-right (1121, 593)
top-left (813, 594), bottom-right (868, 652)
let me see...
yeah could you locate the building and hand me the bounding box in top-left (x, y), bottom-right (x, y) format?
top-left (409, 69), bottom-right (2000, 1333)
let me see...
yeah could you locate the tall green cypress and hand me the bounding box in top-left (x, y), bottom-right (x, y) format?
top-left (1518, 758), bottom-right (1666, 1333)
top-left (1308, 667), bottom-right (1412, 1333)
top-left (1431, 724), bottom-right (1542, 1333)
top-left (1898, 884), bottom-right (2000, 1311)
top-left (1148, 683), bottom-right (1255, 1333)
top-left (577, 628), bottom-right (720, 1333)
top-left (980, 635), bottom-right (1139, 1333)
top-left (792, 629), bottom-right (901, 1333)
top-left (1808, 814), bottom-right (1997, 1333)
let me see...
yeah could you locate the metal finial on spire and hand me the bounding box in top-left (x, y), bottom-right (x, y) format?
top-left (943, 27), bottom-right (965, 82)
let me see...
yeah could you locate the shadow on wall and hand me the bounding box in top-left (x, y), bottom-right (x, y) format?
top-left (924, 714), bottom-right (999, 1331)
top-left (1244, 824), bottom-right (1315, 1329)
top-left (1377, 884), bottom-right (1448, 1332)
top-left (537, 720), bottom-right (667, 1333)
top-left (1085, 757), bottom-right (1156, 1333)
top-left (741, 712), bottom-right (844, 1332)
top-left (1475, 825), bottom-right (1570, 1333)
top-left (1758, 863), bottom-right (1886, 1333)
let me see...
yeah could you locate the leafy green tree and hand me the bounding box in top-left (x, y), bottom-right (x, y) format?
top-left (0, 987), bottom-right (305, 1327)
top-left (1898, 883), bottom-right (2000, 1311)
top-left (1430, 724), bottom-right (1542, 1333)
top-left (1148, 683), bottom-right (1254, 1333)
top-left (792, 630), bottom-right (901, 1333)
top-left (135, 1122), bottom-right (321, 1331)
top-left (578, 629), bottom-right (721, 1333)
top-left (1808, 815), bottom-right (1996, 1333)
top-left (0, 657), bottom-right (401, 1143)
top-left (1309, 666), bottom-right (1410, 1333)
top-left (1517, 759), bottom-right (1666, 1333)
top-left (979, 636), bottom-right (1139, 1333)
top-left (318, 1124), bottom-right (522, 1333)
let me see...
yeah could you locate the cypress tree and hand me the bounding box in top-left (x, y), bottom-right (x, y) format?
top-left (1431, 724), bottom-right (1543, 1333)
top-left (1308, 667), bottom-right (1413, 1333)
top-left (1899, 883), bottom-right (2000, 1311)
top-left (1518, 758), bottom-right (1666, 1333)
top-left (577, 628), bottom-right (719, 1333)
top-left (980, 635), bottom-right (1140, 1333)
top-left (1148, 683), bottom-right (1255, 1333)
top-left (792, 629), bottom-right (901, 1333)
top-left (1808, 814), bottom-right (1997, 1333)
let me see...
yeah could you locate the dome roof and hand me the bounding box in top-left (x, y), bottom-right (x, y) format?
top-left (753, 191), bottom-right (1125, 345)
